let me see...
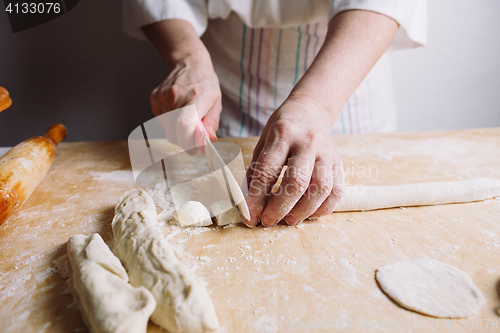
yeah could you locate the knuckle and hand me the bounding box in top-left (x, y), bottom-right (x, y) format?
top-left (315, 179), bottom-right (333, 197)
top-left (271, 120), bottom-right (292, 143)
top-left (254, 165), bottom-right (280, 186)
top-left (286, 169), bottom-right (309, 195)
top-left (331, 183), bottom-right (345, 199)
top-left (303, 129), bottom-right (318, 149)
top-left (190, 85), bottom-right (204, 98)
top-left (168, 84), bottom-right (183, 100)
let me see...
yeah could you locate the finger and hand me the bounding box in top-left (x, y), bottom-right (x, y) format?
top-left (260, 145), bottom-right (315, 227)
top-left (244, 136), bottom-right (289, 227)
top-left (202, 98), bottom-right (222, 142)
top-left (308, 160), bottom-right (345, 219)
top-left (284, 157), bottom-right (333, 225)
top-left (245, 137), bottom-right (266, 190)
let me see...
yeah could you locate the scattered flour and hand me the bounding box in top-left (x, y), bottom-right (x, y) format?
top-left (252, 315), bottom-right (280, 333)
top-left (339, 259), bottom-right (359, 285)
top-left (302, 285), bottom-right (315, 293)
top-left (481, 230), bottom-right (497, 238)
top-left (92, 170), bottom-right (135, 183)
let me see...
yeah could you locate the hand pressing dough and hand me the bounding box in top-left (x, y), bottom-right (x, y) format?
top-left (67, 233), bottom-right (156, 333)
top-left (336, 177), bottom-right (500, 212)
top-left (173, 200), bottom-right (212, 227)
top-left (112, 189), bottom-right (219, 333)
top-left (209, 200), bottom-right (242, 226)
top-left (376, 259), bottom-right (485, 318)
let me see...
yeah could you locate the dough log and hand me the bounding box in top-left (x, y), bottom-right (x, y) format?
top-left (67, 233), bottom-right (156, 333)
top-left (112, 189), bottom-right (219, 333)
top-left (336, 177), bottom-right (500, 212)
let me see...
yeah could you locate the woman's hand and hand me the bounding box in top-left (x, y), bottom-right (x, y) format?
top-left (244, 94), bottom-right (345, 227)
top-left (244, 10), bottom-right (398, 227)
top-left (143, 19), bottom-right (222, 145)
top-left (150, 55), bottom-right (222, 144)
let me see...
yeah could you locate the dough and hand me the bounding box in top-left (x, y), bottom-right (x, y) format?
top-left (67, 233), bottom-right (156, 333)
top-left (112, 189), bottom-right (219, 333)
top-left (209, 200), bottom-right (242, 226)
top-left (173, 200), bottom-right (212, 227)
top-left (376, 259), bottom-right (485, 318)
top-left (336, 177), bottom-right (500, 212)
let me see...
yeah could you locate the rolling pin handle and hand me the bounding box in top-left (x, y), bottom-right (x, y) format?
top-left (43, 123), bottom-right (67, 145)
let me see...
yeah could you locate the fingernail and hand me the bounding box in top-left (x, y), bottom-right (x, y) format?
top-left (244, 212), bottom-right (262, 228)
top-left (285, 214), bottom-right (300, 225)
top-left (242, 216), bottom-right (256, 228)
top-left (261, 215), bottom-right (275, 227)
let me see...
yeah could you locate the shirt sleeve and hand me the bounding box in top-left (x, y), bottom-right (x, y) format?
top-left (123, 0), bottom-right (209, 40)
top-left (328, 0), bottom-right (427, 51)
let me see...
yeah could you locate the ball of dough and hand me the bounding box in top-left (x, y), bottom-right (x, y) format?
top-left (173, 201), bottom-right (212, 227)
top-left (376, 259), bottom-right (485, 318)
top-left (208, 200), bottom-right (242, 226)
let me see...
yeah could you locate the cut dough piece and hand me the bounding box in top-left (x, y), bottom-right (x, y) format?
top-left (376, 259), bottom-right (485, 318)
top-left (112, 190), bottom-right (219, 333)
top-left (209, 200), bottom-right (242, 226)
top-left (336, 177), bottom-right (500, 212)
top-left (173, 200), bottom-right (212, 227)
top-left (67, 233), bottom-right (156, 333)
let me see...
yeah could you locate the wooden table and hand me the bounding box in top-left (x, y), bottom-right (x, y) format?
top-left (1, 128), bottom-right (499, 332)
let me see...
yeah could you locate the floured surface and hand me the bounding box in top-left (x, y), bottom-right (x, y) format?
top-left (0, 130), bottom-right (500, 332)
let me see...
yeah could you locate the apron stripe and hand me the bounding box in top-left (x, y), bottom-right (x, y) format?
top-left (238, 24), bottom-right (247, 137)
top-left (293, 26), bottom-right (302, 86)
top-left (346, 99), bottom-right (353, 134)
top-left (312, 23), bottom-right (320, 57)
top-left (304, 24), bottom-right (311, 72)
top-left (273, 29), bottom-right (283, 109)
top-left (339, 109), bottom-right (346, 134)
top-left (255, 28), bottom-right (264, 136)
top-left (264, 28), bottom-right (273, 120)
top-left (246, 28), bottom-right (256, 136)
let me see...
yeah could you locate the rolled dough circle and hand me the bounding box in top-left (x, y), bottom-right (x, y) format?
top-left (376, 259), bottom-right (485, 318)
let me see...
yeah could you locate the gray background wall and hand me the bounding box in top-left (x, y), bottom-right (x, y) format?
top-left (1, 0), bottom-right (499, 146)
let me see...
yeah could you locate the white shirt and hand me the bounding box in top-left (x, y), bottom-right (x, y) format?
top-left (123, 0), bottom-right (427, 136)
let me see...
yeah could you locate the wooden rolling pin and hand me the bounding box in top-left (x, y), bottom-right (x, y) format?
top-left (0, 124), bottom-right (67, 225)
top-left (0, 87), bottom-right (12, 112)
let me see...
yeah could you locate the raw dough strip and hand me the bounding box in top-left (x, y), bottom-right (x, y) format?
top-left (336, 177), bottom-right (500, 212)
top-left (112, 189), bottom-right (219, 333)
top-left (67, 233), bottom-right (156, 333)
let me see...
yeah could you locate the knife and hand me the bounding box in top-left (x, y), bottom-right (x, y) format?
top-left (199, 123), bottom-right (251, 221)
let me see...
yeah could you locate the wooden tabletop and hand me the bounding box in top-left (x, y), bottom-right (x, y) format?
top-left (1, 128), bottom-right (499, 332)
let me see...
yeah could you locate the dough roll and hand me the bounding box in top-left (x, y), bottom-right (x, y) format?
top-left (112, 189), bottom-right (219, 333)
top-left (67, 233), bottom-right (156, 333)
top-left (336, 177), bottom-right (500, 212)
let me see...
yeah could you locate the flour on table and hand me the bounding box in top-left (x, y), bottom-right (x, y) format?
top-left (92, 170), bottom-right (135, 183)
top-left (376, 259), bottom-right (485, 318)
top-left (145, 180), bottom-right (175, 223)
